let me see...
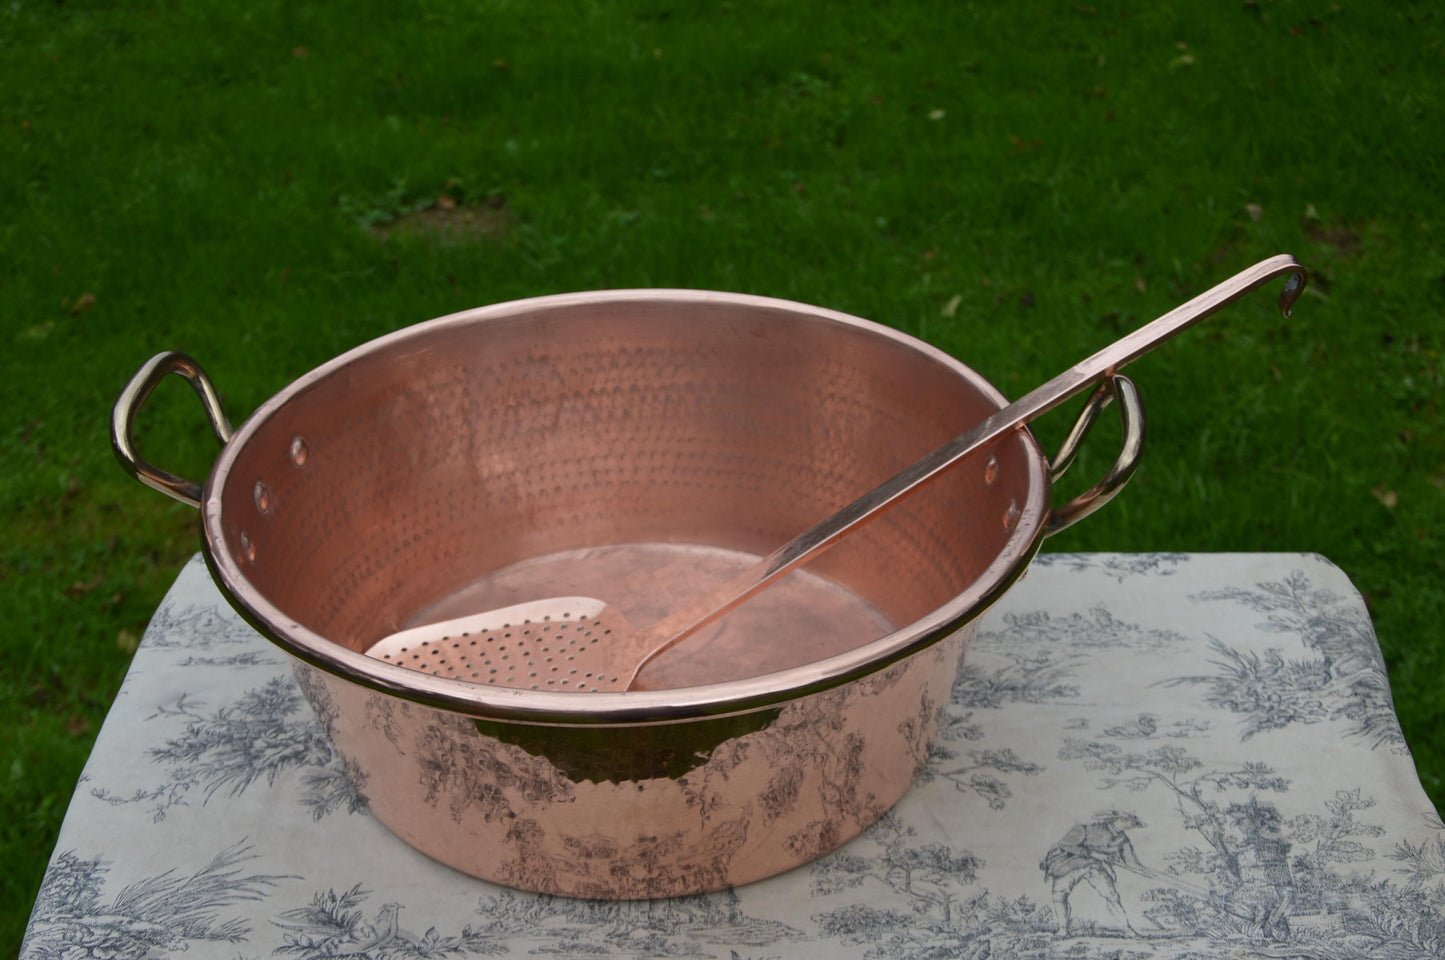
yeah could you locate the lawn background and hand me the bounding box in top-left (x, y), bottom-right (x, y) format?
top-left (3, 0), bottom-right (1442, 953)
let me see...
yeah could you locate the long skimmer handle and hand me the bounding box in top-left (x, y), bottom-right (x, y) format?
top-left (623, 255), bottom-right (1309, 688)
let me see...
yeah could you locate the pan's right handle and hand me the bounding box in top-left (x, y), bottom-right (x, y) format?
top-left (111, 351), bottom-right (233, 508)
top-left (1044, 375), bottom-right (1146, 536)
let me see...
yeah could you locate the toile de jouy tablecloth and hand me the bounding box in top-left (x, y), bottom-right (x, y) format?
top-left (22, 553), bottom-right (1445, 960)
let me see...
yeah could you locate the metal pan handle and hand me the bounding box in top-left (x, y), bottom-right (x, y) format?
top-left (111, 351), bottom-right (233, 508)
top-left (1044, 374), bottom-right (1145, 536)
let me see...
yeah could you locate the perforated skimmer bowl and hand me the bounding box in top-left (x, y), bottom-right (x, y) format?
top-left (366, 597), bottom-right (625, 691)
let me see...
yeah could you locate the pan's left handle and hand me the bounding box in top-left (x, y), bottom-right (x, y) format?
top-left (1043, 374), bottom-right (1146, 536)
top-left (111, 351), bottom-right (233, 508)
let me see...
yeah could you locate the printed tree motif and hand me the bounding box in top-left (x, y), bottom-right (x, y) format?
top-left (969, 606), bottom-right (1187, 691)
top-left (809, 812), bottom-right (1049, 959)
top-left (1059, 737), bottom-right (1301, 939)
top-left (1165, 638), bottom-right (1333, 741)
top-left (919, 747), bottom-right (1044, 811)
top-left (1390, 832), bottom-right (1445, 890)
top-left (1283, 794), bottom-right (1445, 959)
top-left (1099, 712), bottom-right (1210, 741)
top-left (23, 842), bottom-right (287, 960)
top-left (141, 585), bottom-right (267, 650)
top-left (811, 811), bottom-right (982, 925)
top-left (1062, 738), bottom-right (1290, 875)
top-left (1186, 570), bottom-right (1406, 751)
top-left (1335, 877), bottom-right (1445, 960)
top-left (1290, 788), bottom-right (1384, 875)
top-left (176, 651), bottom-right (280, 668)
top-left (811, 903), bottom-right (918, 947)
top-left (89, 678), bottom-right (365, 822)
top-left (275, 885), bottom-right (508, 959)
top-left (465, 888), bottom-right (802, 955)
top-left (953, 649), bottom-right (1081, 709)
top-left (1037, 552), bottom-right (1191, 582)
top-left (470, 888), bottom-right (559, 938)
top-left (1057, 735), bottom-right (1445, 952)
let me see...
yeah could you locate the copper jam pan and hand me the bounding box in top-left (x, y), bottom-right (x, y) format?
top-left (112, 289), bottom-right (1144, 898)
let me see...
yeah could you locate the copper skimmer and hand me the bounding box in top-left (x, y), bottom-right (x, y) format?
top-left (364, 255), bottom-right (1308, 692)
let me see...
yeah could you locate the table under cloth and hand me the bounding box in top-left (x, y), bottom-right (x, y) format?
top-left (21, 552), bottom-right (1445, 960)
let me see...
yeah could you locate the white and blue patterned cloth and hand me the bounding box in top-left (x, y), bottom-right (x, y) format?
top-left (23, 553), bottom-right (1445, 959)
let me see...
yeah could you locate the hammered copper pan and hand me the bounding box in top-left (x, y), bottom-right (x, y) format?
top-left (110, 259), bottom-right (1305, 897)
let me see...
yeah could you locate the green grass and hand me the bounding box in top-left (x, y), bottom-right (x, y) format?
top-left (3, 0), bottom-right (1442, 952)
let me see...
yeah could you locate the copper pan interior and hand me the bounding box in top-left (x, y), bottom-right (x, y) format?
top-left (210, 293), bottom-right (1041, 690)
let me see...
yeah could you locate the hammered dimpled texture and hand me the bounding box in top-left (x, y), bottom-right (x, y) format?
top-left (212, 293), bottom-right (1041, 665)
